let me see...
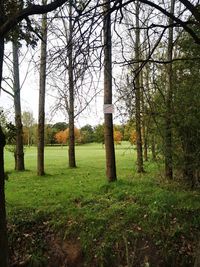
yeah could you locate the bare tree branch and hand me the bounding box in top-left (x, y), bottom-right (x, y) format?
top-left (0, 0), bottom-right (69, 37)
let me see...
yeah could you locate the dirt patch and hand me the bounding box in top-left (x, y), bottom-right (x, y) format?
top-left (46, 236), bottom-right (83, 267)
top-left (8, 221), bottom-right (83, 267)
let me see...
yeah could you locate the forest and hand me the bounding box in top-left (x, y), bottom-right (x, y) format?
top-left (0, 0), bottom-right (200, 266)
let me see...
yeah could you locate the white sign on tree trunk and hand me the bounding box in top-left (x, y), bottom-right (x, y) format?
top-left (103, 104), bottom-right (114, 114)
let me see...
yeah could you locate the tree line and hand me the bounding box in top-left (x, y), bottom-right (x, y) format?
top-left (1, 113), bottom-right (137, 147)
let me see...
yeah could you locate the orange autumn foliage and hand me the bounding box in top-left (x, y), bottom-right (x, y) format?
top-left (129, 130), bottom-right (137, 145)
top-left (54, 130), bottom-right (67, 145)
top-left (55, 127), bottom-right (81, 145)
top-left (114, 130), bottom-right (123, 145)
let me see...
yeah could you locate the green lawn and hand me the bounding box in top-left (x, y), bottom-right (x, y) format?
top-left (5, 143), bottom-right (200, 266)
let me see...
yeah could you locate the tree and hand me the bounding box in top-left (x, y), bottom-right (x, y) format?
top-left (54, 127), bottom-right (81, 145)
top-left (80, 124), bottom-right (94, 143)
top-left (37, 0), bottom-right (48, 176)
top-left (55, 129), bottom-right (67, 145)
top-left (68, 0), bottom-right (76, 168)
top-left (45, 124), bottom-right (57, 145)
top-left (22, 111), bottom-right (35, 146)
top-left (141, 68), bottom-right (148, 162)
top-left (103, 0), bottom-right (117, 182)
top-left (164, 0), bottom-right (175, 180)
top-left (65, 127), bottom-right (81, 144)
top-left (12, 39), bottom-right (25, 171)
top-left (124, 121), bottom-right (135, 141)
top-left (0, 127), bottom-right (8, 267)
top-left (172, 23), bottom-right (200, 186)
top-left (114, 130), bottom-right (122, 145)
top-left (134, 0), bottom-right (144, 173)
top-left (129, 130), bottom-right (137, 146)
top-left (94, 124), bottom-right (104, 144)
top-left (53, 122), bottom-right (68, 131)
top-left (49, 1), bottom-right (89, 167)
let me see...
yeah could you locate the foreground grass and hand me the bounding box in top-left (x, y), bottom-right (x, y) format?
top-left (5, 143), bottom-right (200, 266)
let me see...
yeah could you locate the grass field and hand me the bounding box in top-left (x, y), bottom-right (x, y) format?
top-left (5, 143), bottom-right (200, 266)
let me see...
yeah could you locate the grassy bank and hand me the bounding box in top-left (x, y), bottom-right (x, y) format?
top-left (5, 143), bottom-right (200, 266)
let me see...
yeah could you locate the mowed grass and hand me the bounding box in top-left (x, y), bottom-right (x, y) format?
top-left (4, 143), bottom-right (200, 266)
top-left (5, 143), bottom-right (136, 216)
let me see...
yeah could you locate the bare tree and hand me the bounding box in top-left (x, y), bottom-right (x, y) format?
top-left (141, 70), bottom-right (148, 162)
top-left (68, 0), bottom-right (76, 168)
top-left (0, 126), bottom-right (8, 267)
top-left (103, 0), bottom-right (117, 182)
top-left (165, 0), bottom-right (175, 180)
top-left (12, 39), bottom-right (25, 171)
top-left (37, 0), bottom-right (48, 176)
top-left (22, 111), bottom-right (35, 146)
top-left (134, 0), bottom-right (144, 173)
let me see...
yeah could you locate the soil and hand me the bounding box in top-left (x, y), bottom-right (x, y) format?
top-left (46, 236), bottom-right (83, 267)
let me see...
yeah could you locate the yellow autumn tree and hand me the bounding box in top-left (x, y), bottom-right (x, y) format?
top-left (64, 127), bottom-right (82, 144)
top-left (114, 130), bottom-right (123, 145)
top-left (129, 130), bottom-right (137, 145)
top-left (54, 130), bottom-right (67, 145)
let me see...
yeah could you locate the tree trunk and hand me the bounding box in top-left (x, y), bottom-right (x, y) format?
top-left (0, 32), bottom-right (9, 267)
top-left (142, 119), bottom-right (148, 162)
top-left (0, 9), bottom-right (9, 264)
top-left (141, 71), bottom-right (148, 162)
top-left (135, 0), bottom-right (144, 173)
top-left (13, 40), bottom-right (25, 171)
top-left (151, 135), bottom-right (156, 161)
top-left (37, 0), bottom-right (47, 176)
top-left (103, 0), bottom-right (117, 182)
top-left (165, 0), bottom-right (175, 180)
top-left (182, 128), bottom-right (196, 186)
top-left (68, 0), bottom-right (76, 168)
top-left (0, 127), bottom-right (8, 267)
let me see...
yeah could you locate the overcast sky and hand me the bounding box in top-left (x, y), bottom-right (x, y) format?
top-left (1, 42), bottom-right (108, 127)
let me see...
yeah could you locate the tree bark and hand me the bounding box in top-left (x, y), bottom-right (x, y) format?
top-left (0, 127), bottom-right (8, 267)
top-left (13, 40), bottom-right (25, 171)
top-left (135, 0), bottom-right (144, 173)
top-left (68, 0), bottom-right (76, 168)
top-left (0, 5), bottom-right (8, 264)
top-left (141, 71), bottom-right (148, 162)
top-left (37, 0), bottom-right (47, 176)
top-left (165, 0), bottom-right (175, 180)
top-left (103, 0), bottom-right (117, 182)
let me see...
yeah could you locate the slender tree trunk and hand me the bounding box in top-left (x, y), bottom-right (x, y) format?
top-left (0, 128), bottom-right (8, 267)
top-left (68, 0), bottom-right (76, 168)
top-left (151, 135), bottom-right (156, 161)
top-left (182, 128), bottom-right (196, 186)
top-left (0, 33), bottom-right (8, 267)
top-left (165, 0), bottom-right (175, 179)
top-left (142, 117), bottom-right (148, 162)
top-left (37, 0), bottom-right (47, 176)
top-left (135, 0), bottom-right (144, 173)
top-left (141, 71), bottom-right (148, 161)
top-left (103, 0), bottom-right (117, 182)
top-left (28, 130), bottom-right (30, 147)
top-left (13, 40), bottom-right (25, 171)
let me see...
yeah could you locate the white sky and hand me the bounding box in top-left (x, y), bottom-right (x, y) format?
top-left (1, 26), bottom-right (123, 128)
top-left (1, 42), bottom-right (118, 127)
